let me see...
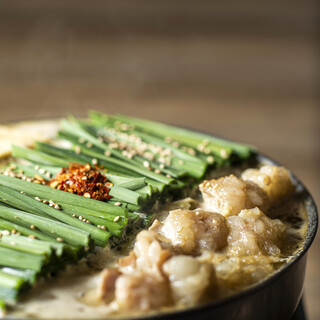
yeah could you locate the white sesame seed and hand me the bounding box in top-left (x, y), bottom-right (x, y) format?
top-left (34, 165), bottom-right (40, 170)
top-left (114, 202), bottom-right (122, 207)
top-left (49, 200), bottom-right (54, 204)
top-left (113, 216), bottom-right (120, 222)
top-left (35, 196), bottom-right (41, 201)
top-left (92, 158), bottom-right (98, 165)
top-left (28, 235), bottom-right (36, 240)
top-left (43, 200), bottom-right (48, 204)
top-left (56, 237), bottom-right (64, 242)
top-left (187, 148), bottom-right (196, 156)
top-left (79, 216), bottom-right (83, 221)
top-left (100, 225), bottom-right (106, 230)
top-left (30, 225), bottom-right (36, 230)
top-left (20, 191), bottom-right (25, 194)
top-left (159, 164), bottom-right (165, 169)
top-left (72, 214), bottom-right (77, 217)
top-left (207, 156), bottom-right (214, 163)
top-left (39, 168), bottom-right (46, 174)
top-left (54, 204), bottom-right (61, 210)
top-left (49, 203), bottom-right (54, 207)
top-left (155, 169), bottom-right (161, 174)
top-left (75, 146), bottom-right (81, 154)
top-left (45, 172), bottom-right (51, 179)
top-left (143, 161), bottom-right (150, 168)
top-left (104, 150), bottom-right (111, 157)
top-left (2, 230), bottom-right (10, 236)
top-left (220, 149), bottom-right (228, 158)
top-left (86, 142), bottom-right (93, 148)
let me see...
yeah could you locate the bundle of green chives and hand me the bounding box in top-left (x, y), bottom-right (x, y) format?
top-left (0, 111), bottom-right (256, 310)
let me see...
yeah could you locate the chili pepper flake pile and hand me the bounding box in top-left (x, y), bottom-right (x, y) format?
top-left (49, 163), bottom-right (113, 201)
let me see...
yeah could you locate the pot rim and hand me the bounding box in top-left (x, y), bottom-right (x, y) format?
top-left (131, 152), bottom-right (318, 320)
top-left (1, 120), bottom-right (317, 320)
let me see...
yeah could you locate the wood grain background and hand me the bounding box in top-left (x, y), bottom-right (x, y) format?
top-left (0, 1), bottom-right (319, 318)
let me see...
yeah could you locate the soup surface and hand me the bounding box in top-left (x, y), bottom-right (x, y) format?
top-left (7, 164), bottom-right (308, 319)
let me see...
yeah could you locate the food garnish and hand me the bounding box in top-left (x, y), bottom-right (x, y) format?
top-left (49, 163), bottom-right (112, 202)
top-left (0, 112), bottom-right (259, 313)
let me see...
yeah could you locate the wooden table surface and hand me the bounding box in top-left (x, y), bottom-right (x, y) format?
top-left (0, 1), bottom-right (319, 319)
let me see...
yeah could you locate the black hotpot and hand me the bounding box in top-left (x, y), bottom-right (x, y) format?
top-left (6, 145), bottom-right (318, 320)
top-left (129, 153), bottom-right (318, 320)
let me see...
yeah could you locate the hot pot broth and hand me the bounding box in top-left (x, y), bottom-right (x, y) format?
top-left (0, 114), bottom-right (308, 319)
top-left (8, 164), bottom-right (308, 319)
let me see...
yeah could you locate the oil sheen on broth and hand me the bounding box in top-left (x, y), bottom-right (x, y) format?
top-left (8, 165), bottom-right (308, 319)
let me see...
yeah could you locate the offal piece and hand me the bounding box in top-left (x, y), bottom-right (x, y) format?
top-left (98, 231), bottom-right (172, 311)
top-left (226, 207), bottom-right (285, 257)
top-left (151, 209), bottom-right (229, 255)
top-left (209, 207), bottom-right (286, 290)
top-left (212, 255), bottom-right (276, 290)
top-left (114, 274), bottom-right (171, 311)
top-left (241, 165), bottom-right (294, 206)
top-left (97, 268), bottom-right (121, 303)
top-left (163, 255), bottom-right (215, 306)
top-left (119, 230), bottom-right (171, 280)
top-left (199, 174), bottom-right (270, 217)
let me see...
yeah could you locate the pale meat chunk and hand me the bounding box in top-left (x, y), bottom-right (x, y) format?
top-left (97, 268), bottom-right (121, 303)
top-left (163, 255), bottom-right (215, 306)
top-left (226, 207), bottom-right (285, 257)
top-left (199, 174), bottom-right (270, 217)
top-left (151, 209), bottom-right (229, 255)
top-left (114, 274), bottom-right (172, 311)
top-left (212, 255), bottom-right (276, 291)
top-left (119, 230), bottom-right (171, 280)
top-left (241, 165), bottom-right (294, 206)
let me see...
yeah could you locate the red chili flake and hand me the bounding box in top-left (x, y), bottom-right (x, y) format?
top-left (48, 163), bottom-right (112, 201)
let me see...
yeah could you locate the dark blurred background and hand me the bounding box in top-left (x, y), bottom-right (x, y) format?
top-left (0, 1), bottom-right (319, 318)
